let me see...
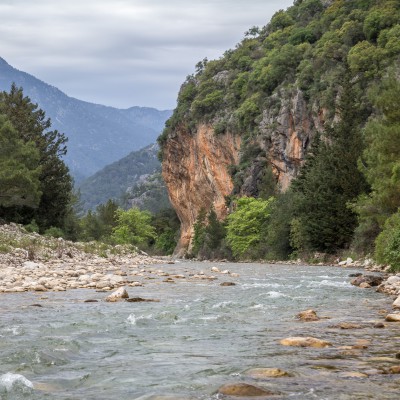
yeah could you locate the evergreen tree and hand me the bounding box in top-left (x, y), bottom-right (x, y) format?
top-left (0, 115), bottom-right (41, 209)
top-left (291, 78), bottom-right (367, 253)
top-left (0, 84), bottom-right (73, 230)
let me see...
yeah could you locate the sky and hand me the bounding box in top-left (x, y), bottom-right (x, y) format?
top-left (0, 0), bottom-right (294, 110)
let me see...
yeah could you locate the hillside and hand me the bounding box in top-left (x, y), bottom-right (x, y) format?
top-left (0, 57), bottom-right (171, 182)
top-left (159, 0), bottom-right (400, 256)
top-left (78, 144), bottom-right (168, 212)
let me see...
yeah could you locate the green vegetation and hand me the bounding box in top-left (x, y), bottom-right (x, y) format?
top-left (112, 208), bottom-right (156, 246)
top-left (0, 84), bottom-right (74, 235)
top-left (226, 197), bottom-right (274, 259)
top-left (79, 144), bottom-right (163, 212)
top-left (159, 0), bottom-right (400, 267)
top-left (0, 84), bottom-right (179, 257)
top-left (190, 208), bottom-right (230, 260)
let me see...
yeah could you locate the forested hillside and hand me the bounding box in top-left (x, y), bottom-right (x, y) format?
top-left (159, 0), bottom-right (400, 267)
top-left (78, 144), bottom-right (166, 212)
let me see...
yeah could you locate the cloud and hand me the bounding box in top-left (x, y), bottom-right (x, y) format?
top-left (0, 0), bottom-right (294, 109)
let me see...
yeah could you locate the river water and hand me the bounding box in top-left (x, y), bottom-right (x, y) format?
top-left (0, 262), bottom-right (399, 399)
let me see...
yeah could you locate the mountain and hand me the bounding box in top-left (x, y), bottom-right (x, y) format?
top-left (159, 0), bottom-right (400, 255)
top-left (78, 143), bottom-right (169, 212)
top-left (0, 57), bottom-right (172, 182)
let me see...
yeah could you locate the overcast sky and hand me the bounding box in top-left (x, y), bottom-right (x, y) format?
top-left (0, 0), bottom-right (294, 110)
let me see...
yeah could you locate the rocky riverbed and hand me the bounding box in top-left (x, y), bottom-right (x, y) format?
top-left (0, 223), bottom-right (235, 294)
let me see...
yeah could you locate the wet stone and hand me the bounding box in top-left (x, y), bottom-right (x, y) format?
top-left (280, 337), bottom-right (331, 348)
top-left (244, 368), bottom-right (289, 378)
top-left (217, 383), bottom-right (276, 397)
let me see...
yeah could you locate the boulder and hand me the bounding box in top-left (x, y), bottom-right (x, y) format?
top-left (296, 309), bottom-right (320, 322)
top-left (385, 313), bottom-right (400, 322)
top-left (359, 282), bottom-right (371, 288)
top-left (392, 296), bottom-right (400, 309)
top-left (388, 366), bottom-right (400, 374)
top-left (351, 274), bottom-right (383, 287)
top-left (217, 383), bottom-right (275, 396)
top-left (280, 337), bottom-right (331, 348)
top-left (220, 282), bottom-right (236, 286)
top-left (387, 276), bottom-right (400, 285)
top-left (211, 266), bottom-right (220, 273)
top-left (22, 261), bottom-right (40, 269)
top-left (105, 287), bottom-right (129, 302)
top-left (245, 368), bottom-right (289, 378)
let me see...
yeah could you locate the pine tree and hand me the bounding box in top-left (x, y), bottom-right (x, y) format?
top-left (291, 77), bottom-right (367, 253)
top-left (0, 115), bottom-right (41, 208)
top-left (0, 84), bottom-right (73, 229)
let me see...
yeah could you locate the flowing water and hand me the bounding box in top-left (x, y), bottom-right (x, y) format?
top-left (0, 262), bottom-right (399, 399)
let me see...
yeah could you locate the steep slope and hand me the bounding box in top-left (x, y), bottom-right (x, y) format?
top-left (78, 144), bottom-right (162, 211)
top-left (159, 0), bottom-right (400, 254)
top-left (0, 57), bottom-right (171, 181)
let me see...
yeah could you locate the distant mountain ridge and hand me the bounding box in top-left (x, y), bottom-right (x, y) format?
top-left (0, 57), bottom-right (172, 182)
top-left (78, 143), bottom-right (167, 212)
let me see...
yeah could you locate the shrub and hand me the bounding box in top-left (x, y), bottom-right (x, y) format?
top-left (375, 210), bottom-right (400, 271)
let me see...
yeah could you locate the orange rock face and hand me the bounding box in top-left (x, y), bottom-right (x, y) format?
top-left (161, 124), bottom-right (241, 255)
top-left (161, 90), bottom-right (324, 255)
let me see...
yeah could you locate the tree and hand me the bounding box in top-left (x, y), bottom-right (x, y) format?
top-left (112, 208), bottom-right (156, 246)
top-left (0, 115), bottom-right (41, 208)
top-left (291, 78), bottom-right (367, 253)
top-left (0, 84), bottom-right (73, 229)
top-left (226, 197), bottom-right (274, 259)
top-left (353, 75), bottom-right (400, 254)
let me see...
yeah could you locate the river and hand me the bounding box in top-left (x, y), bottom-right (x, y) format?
top-left (0, 262), bottom-right (399, 399)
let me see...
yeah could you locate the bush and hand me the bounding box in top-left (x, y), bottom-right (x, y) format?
top-left (44, 226), bottom-right (65, 238)
top-left (226, 196), bottom-right (274, 259)
top-left (375, 210), bottom-right (400, 271)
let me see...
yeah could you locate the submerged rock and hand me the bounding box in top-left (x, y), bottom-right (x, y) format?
top-left (297, 309), bottom-right (320, 321)
top-left (125, 297), bottom-right (160, 302)
top-left (220, 282), bottom-right (236, 286)
top-left (245, 368), bottom-right (289, 378)
top-left (280, 337), bottom-right (331, 348)
top-left (339, 371), bottom-right (368, 378)
top-left (388, 366), bottom-right (400, 374)
top-left (217, 383), bottom-right (275, 396)
top-left (330, 322), bottom-right (363, 329)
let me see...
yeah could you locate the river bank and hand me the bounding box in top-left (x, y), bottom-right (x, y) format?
top-left (1, 222), bottom-right (400, 306)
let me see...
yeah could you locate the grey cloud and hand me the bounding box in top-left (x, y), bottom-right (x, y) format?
top-left (0, 0), bottom-right (294, 109)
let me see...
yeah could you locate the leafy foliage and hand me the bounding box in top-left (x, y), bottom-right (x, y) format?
top-left (112, 208), bottom-right (156, 246)
top-left (226, 197), bottom-right (274, 259)
top-left (375, 211), bottom-right (400, 272)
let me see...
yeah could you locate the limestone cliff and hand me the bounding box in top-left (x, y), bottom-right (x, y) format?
top-left (158, 0), bottom-right (400, 255)
top-left (161, 90), bottom-right (324, 255)
top-left (240, 89), bottom-right (325, 196)
top-left (162, 124), bottom-right (241, 255)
